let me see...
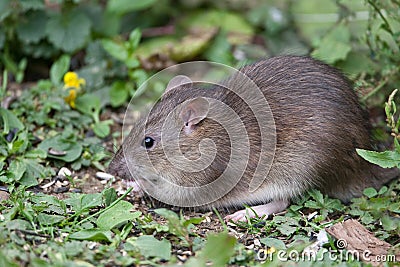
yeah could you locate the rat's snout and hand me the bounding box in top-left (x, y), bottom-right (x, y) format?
top-left (107, 148), bottom-right (131, 179)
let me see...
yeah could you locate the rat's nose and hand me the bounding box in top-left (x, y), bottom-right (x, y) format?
top-left (107, 149), bottom-right (130, 179)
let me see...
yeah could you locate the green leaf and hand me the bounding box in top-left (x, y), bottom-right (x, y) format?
top-left (260, 237), bottom-right (286, 250)
top-left (128, 29), bottom-right (141, 50)
top-left (69, 229), bottom-right (113, 242)
top-left (0, 108), bottom-right (24, 134)
top-left (7, 159), bottom-right (26, 181)
top-left (130, 235), bottom-right (171, 260)
top-left (96, 201), bottom-right (141, 230)
top-left (363, 187), bottom-right (378, 198)
top-left (107, 0), bottom-right (157, 15)
top-left (37, 213), bottom-right (65, 225)
top-left (307, 189), bottom-right (324, 205)
top-left (381, 215), bottom-right (398, 231)
top-left (203, 31), bottom-right (234, 65)
top-left (93, 120), bottom-right (112, 138)
top-left (276, 223), bottom-right (297, 236)
top-left (110, 81), bottom-right (130, 107)
top-left (202, 232), bottom-right (236, 265)
top-left (356, 149), bottom-right (400, 169)
top-left (46, 10), bottom-right (91, 52)
top-left (20, 158), bottom-right (53, 187)
top-left (101, 39), bottom-right (128, 62)
top-left (15, 10), bottom-right (47, 44)
top-left (378, 186), bottom-right (388, 195)
top-left (0, 250), bottom-right (19, 267)
top-left (24, 149), bottom-right (47, 159)
top-left (103, 188), bottom-right (118, 206)
top-left (377, 28), bottom-right (399, 53)
top-left (0, 0), bottom-right (12, 22)
top-left (182, 9), bottom-right (254, 37)
top-left (311, 24), bottom-right (352, 64)
top-left (78, 193), bottom-right (103, 211)
top-left (50, 55), bottom-right (71, 85)
top-left (38, 134), bottom-right (83, 162)
top-left (154, 208), bottom-right (187, 238)
top-left (75, 94), bottom-right (101, 119)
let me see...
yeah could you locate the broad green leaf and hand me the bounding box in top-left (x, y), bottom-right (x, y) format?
top-left (260, 237), bottom-right (286, 250)
top-left (381, 215), bottom-right (398, 231)
top-left (154, 208), bottom-right (179, 220)
top-left (171, 31), bottom-right (215, 62)
top-left (93, 120), bottom-right (112, 138)
top-left (75, 94), bottom-right (101, 118)
top-left (0, 108), bottom-right (24, 134)
top-left (129, 235), bottom-right (171, 260)
top-left (50, 55), bottom-right (71, 85)
top-left (96, 201), bottom-right (141, 230)
top-left (64, 193), bottom-right (103, 213)
top-left (277, 223), bottom-right (297, 236)
top-left (356, 149), bottom-right (400, 169)
top-left (101, 39), bottom-right (127, 62)
top-left (38, 135), bottom-right (83, 162)
top-left (79, 193), bottom-right (103, 211)
top-left (69, 229), bottom-right (113, 242)
top-left (110, 81), bottom-right (130, 107)
top-left (20, 158), bottom-right (53, 187)
top-left (103, 188), bottom-right (118, 206)
top-left (37, 213), bottom-right (65, 225)
top-left (16, 10), bottom-right (47, 44)
top-left (202, 232), bottom-right (236, 266)
top-left (24, 149), bottom-right (47, 159)
top-left (182, 217), bottom-right (204, 227)
top-left (387, 17), bottom-right (400, 34)
top-left (378, 186), bottom-right (388, 195)
top-left (377, 28), bottom-right (399, 53)
top-left (107, 0), bottom-right (157, 15)
top-left (311, 24), bottom-right (352, 64)
top-left (0, 0), bottom-right (12, 22)
top-left (181, 10), bottom-right (254, 40)
top-left (204, 31), bottom-right (234, 65)
top-left (7, 159), bottom-right (26, 181)
top-left (46, 10), bottom-right (91, 52)
top-left (0, 250), bottom-right (19, 267)
top-left (363, 187), bottom-right (378, 198)
top-left (307, 189), bottom-right (324, 205)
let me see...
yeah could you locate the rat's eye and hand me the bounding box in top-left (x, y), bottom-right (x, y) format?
top-left (142, 136), bottom-right (155, 150)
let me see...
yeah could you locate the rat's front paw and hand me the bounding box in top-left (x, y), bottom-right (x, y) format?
top-left (126, 180), bottom-right (143, 193)
top-left (224, 200), bottom-right (290, 222)
top-left (224, 209), bottom-right (257, 222)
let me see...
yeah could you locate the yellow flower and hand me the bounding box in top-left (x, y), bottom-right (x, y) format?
top-left (64, 89), bottom-right (77, 109)
top-left (63, 71), bottom-right (85, 108)
top-left (266, 247), bottom-right (276, 254)
top-left (63, 71), bottom-right (85, 89)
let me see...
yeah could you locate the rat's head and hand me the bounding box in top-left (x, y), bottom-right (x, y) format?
top-left (109, 75), bottom-right (246, 206)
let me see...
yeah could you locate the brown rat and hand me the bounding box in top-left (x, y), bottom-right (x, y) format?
top-left (108, 56), bottom-right (399, 221)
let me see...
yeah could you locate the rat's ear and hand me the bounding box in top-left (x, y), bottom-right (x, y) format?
top-left (165, 75), bottom-right (192, 95)
top-left (180, 97), bottom-right (209, 134)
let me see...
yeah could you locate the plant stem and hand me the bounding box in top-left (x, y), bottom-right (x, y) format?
top-left (360, 79), bottom-right (388, 102)
top-left (367, 0), bottom-right (392, 34)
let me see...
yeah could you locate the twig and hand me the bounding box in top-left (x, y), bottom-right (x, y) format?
top-left (367, 0), bottom-right (392, 34)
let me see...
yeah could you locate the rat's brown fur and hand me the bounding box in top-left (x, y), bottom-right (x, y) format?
top-left (108, 56), bottom-right (399, 210)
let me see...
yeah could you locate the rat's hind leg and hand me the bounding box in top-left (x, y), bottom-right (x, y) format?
top-left (224, 199), bottom-right (289, 222)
